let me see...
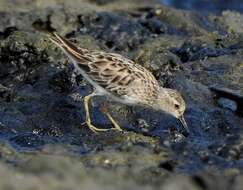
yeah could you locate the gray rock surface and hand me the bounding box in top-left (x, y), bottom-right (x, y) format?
top-left (0, 0), bottom-right (243, 189)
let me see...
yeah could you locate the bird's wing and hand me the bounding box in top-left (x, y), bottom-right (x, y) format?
top-left (49, 33), bottom-right (141, 97)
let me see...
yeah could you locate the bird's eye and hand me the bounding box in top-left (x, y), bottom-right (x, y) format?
top-left (175, 104), bottom-right (179, 109)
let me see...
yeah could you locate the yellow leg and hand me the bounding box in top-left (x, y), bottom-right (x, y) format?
top-left (83, 92), bottom-right (109, 133)
top-left (105, 112), bottom-right (123, 132)
top-left (100, 105), bottom-right (123, 132)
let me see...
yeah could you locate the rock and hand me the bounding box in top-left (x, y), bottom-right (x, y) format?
top-left (211, 87), bottom-right (243, 116)
top-left (0, 27), bottom-right (18, 40)
top-left (170, 40), bottom-right (232, 63)
top-left (0, 32), bottom-right (49, 85)
top-left (0, 84), bottom-right (11, 102)
top-left (163, 176), bottom-right (200, 190)
top-left (158, 160), bottom-right (176, 172)
top-left (220, 11), bottom-right (243, 33)
top-left (0, 0), bottom-right (243, 189)
top-left (217, 97), bottom-right (237, 112)
top-left (134, 37), bottom-right (183, 81)
top-left (89, 0), bottom-right (119, 5)
top-left (77, 11), bottom-right (182, 52)
top-left (78, 12), bottom-right (150, 51)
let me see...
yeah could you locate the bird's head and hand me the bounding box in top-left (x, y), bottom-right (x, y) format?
top-left (153, 88), bottom-right (189, 134)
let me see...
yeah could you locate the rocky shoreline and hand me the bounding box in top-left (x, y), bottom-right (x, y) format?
top-left (0, 0), bottom-right (243, 189)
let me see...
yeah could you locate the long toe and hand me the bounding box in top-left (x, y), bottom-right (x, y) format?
top-left (88, 124), bottom-right (110, 133)
top-left (111, 124), bottom-right (123, 132)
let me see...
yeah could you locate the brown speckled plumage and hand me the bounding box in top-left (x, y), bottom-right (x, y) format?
top-left (50, 33), bottom-right (159, 106)
top-left (49, 33), bottom-right (189, 134)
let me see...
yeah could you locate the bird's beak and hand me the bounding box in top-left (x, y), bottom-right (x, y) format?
top-left (178, 115), bottom-right (189, 136)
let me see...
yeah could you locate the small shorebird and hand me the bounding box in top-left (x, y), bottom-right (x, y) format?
top-left (49, 33), bottom-right (189, 134)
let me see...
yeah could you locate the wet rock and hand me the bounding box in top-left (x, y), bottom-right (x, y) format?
top-left (139, 18), bottom-right (177, 35)
top-left (32, 17), bottom-right (56, 33)
top-left (0, 32), bottom-right (49, 85)
top-left (183, 54), bottom-right (243, 98)
top-left (0, 27), bottom-right (18, 40)
top-left (89, 0), bottom-right (118, 5)
top-left (77, 11), bottom-right (181, 52)
top-left (48, 69), bottom-right (73, 93)
top-left (211, 87), bottom-right (243, 116)
top-left (217, 11), bottom-right (243, 33)
top-left (139, 18), bottom-right (167, 34)
top-left (0, 0), bottom-right (243, 189)
top-left (163, 175), bottom-right (200, 190)
top-left (10, 133), bottom-right (45, 150)
top-left (158, 160), bottom-right (176, 172)
top-left (0, 84), bottom-right (11, 102)
top-left (134, 37), bottom-right (183, 82)
top-left (153, 6), bottom-right (216, 36)
top-left (135, 118), bottom-right (150, 132)
top-left (217, 97), bottom-right (237, 112)
top-left (78, 12), bottom-right (150, 51)
top-left (171, 40), bottom-right (232, 63)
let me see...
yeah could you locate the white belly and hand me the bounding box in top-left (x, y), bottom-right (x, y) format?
top-left (72, 60), bottom-right (138, 105)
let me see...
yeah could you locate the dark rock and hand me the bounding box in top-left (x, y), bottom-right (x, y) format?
top-left (32, 16), bottom-right (56, 33)
top-left (0, 84), bottom-right (11, 102)
top-left (77, 12), bottom-right (179, 51)
top-left (89, 0), bottom-right (118, 5)
top-left (192, 175), bottom-right (207, 189)
top-left (134, 40), bottom-right (183, 83)
top-left (211, 87), bottom-right (243, 116)
top-left (158, 160), bottom-right (176, 172)
top-left (139, 18), bottom-right (167, 35)
top-left (0, 33), bottom-right (49, 85)
top-left (0, 1), bottom-right (243, 189)
top-left (10, 133), bottom-right (45, 150)
top-left (0, 27), bottom-right (18, 40)
top-left (48, 69), bottom-right (73, 93)
top-left (217, 97), bottom-right (237, 112)
top-left (171, 41), bottom-right (232, 63)
top-left (78, 12), bottom-right (150, 51)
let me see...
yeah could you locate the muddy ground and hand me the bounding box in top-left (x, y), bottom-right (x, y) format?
top-left (0, 0), bottom-right (243, 189)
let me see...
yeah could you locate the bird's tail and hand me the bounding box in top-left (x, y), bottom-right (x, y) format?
top-left (48, 32), bottom-right (92, 62)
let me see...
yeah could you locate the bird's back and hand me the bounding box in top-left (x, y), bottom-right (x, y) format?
top-left (49, 33), bottom-right (159, 105)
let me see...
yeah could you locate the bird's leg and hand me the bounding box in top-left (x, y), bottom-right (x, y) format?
top-left (100, 104), bottom-right (123, 132)
top-left (83, 92), bottom-right (110, 133)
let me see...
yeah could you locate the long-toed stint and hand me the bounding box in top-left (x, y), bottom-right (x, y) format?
top-left (49, 33), bottom-right (189, 134)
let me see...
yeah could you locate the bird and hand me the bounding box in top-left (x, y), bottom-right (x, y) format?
top-left (49, 32), bottom-right (189, 135)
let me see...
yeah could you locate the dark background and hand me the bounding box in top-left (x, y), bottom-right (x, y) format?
top-left (161, 0), bottom-right (243, 13)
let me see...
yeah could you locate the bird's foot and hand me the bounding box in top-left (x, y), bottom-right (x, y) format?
top-left (100, 105), bottom-right (123, 132)
top-left (83, 121), bottom-right (110, 133)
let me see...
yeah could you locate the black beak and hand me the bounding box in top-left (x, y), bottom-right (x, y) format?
top-left (178, 115), bottom-right (190, 136)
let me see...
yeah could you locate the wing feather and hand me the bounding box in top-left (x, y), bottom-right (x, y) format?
top-left (49, 33), bottom-right (159, 102)
top-left (49, 33), bottom-right (137, 96)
